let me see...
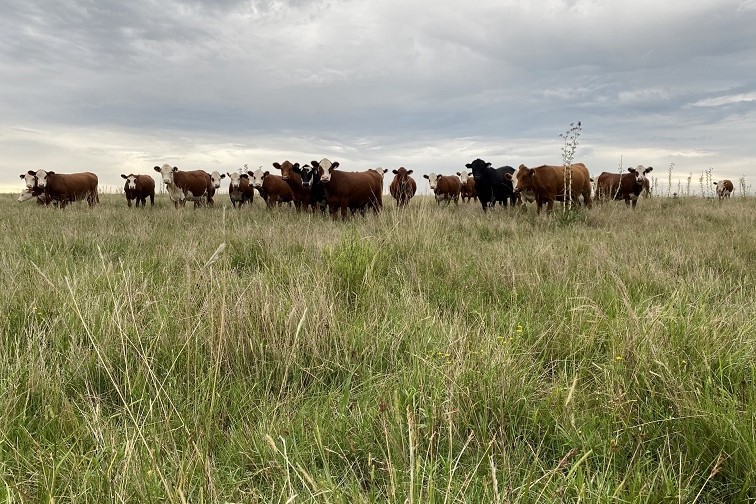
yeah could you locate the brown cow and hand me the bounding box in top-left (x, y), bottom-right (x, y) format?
top-left (273, 161), bottom-right (310, 211)
top-left (121, 174), bottom-right (155, 207)
top-left (247, 167), bottom-right (294, 208)
top-left (389, 167), bottom-right (417, 207)
top-left (595, 166), bottom-right (653, 208)
top-left (714, 180), bottom-right (734, 200)
top-left (31, 169), bottom-right (99, 208)
top-left (423, 173), bottom-right (462, 205)
top-left (310, 158), bottom-right (383, 219)
top-left (456, 169), bottom-right (477, 203)
top-left (227, 171), bottom-right (254, 207)
top-left (513, 163), bottom-right (593, 214)
top-left (154, 164), bottom-right (212, 208)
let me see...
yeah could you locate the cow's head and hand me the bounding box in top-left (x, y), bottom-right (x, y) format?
top-left (226, 171), bottom-right (247, 191)
top-left (392, 167), bottom-right (413, 178)
top-left (627, 165), bottom-right (653, 187)
top-left (121, 174), bottom-right (139, 191)
top-left (247, 167), bottom-right (267, 188)
top-left (273, 161), bottom-right (300, 181)
top-left (296, 164), bottom-right (319, 189)
top-left (208, 171), bottom-right (225, 189)
top-left (456, 169), bottom-right (471, 182)
top-left (368, 167), bottom-right (388, 181)
top-left (513, 165), bottom-right (534, 193)
top-left (311, 158), bottom-right (340, 183)
top-left (466, 159), bottom-right (491, 182)
top-left (423, 173), bottom-right (442, 191)
top-left (33, 169), bottom-right (54, 188)
top-left (20, 172), bottom-right (37, 191)
top-left (154, 164), bottom-right (178, 186)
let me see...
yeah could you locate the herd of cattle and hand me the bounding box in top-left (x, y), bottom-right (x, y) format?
top-left (17, 160), bottom-right (736, 216)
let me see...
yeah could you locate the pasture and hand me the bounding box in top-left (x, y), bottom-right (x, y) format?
top-left (1, 193), bottom-right (755, 502)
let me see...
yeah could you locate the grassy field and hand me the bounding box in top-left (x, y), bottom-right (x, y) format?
top-left (1, 193), bottom-right (755, 503)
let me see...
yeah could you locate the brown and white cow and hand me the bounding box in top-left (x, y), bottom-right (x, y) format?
top-left (714, 180), bottom-right (734, 200)
top-left (310, 158), bottom-right (383, 218)
top-left (227, 170), bottom-right (254, 207)
top-left (456, 169), bottom-right (477, 203)
top-left (153, 164), bottom-right (212, 208)
top-left (595, 165), bottom-right (653, 208)
top-left (273, 161), bottom-right (310, 211)
top-left (18, 172), bottom-right (50, 205)
top-left (389, 167), bottom-right (417, 207)
top-left (207, 171), bottom-right (225, 206)
top-left (31, 169), bottom-right (99, 208)
top-left (423, 173), bottom-right (462, 205)
top-left (513, 163), bottom-right (593, 214)
top-left (247, 167), bottom-right (294, 208)
top-left (120, 174), bottom-right (155, 207)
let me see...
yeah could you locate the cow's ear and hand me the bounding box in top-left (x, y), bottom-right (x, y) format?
top-left (392, 169), bottom-right (399, 174)
top-left (272, 162), bottom-right (281, 169)
top-left (28, 170), bottom-right (36, 176)
top-left (331, 161), bottom-right (340, 169)
top-left (121, 174), bottom-right (128, 179)
top-left (423, 174), bottom-right (429, 179)
top-left (226, 172), bottom-right (232, 177)
top-left (644, 167), bottom-right (653, 173)
top-left (293, 163), bottom-right (300, 170)
top-left (47, 171), bottom-right (55, 176)
top-left (310, 160), bottom-right (319, 168)
top-left (382, 168), bottom-right (388, 174)
top-left (627, 167), bottom-right (637, 174)
top-left (220, 173), bottom-right (226, 179)
top-left (172, 167), bottom-right (179, 172)
top-left (154, 166), bottom-right (161, 172)
top-left (456, 172), bottom-right (461, 176)
top-left (486, 163), bottom-right (492, 168)
top-left (436, 174), bottom-right (442, 180)
top-left (465, 163), bottom-right (472, 169)
top-left (713, 182), bottom-right (718, 185)
top-left (241, 173), bottom-right (249, 179)
top-left (407, 170), bottom-right (413, 175)
top-left (19, 174), bottom-right (25, 179)
top-left (263, 171), bottom-right (270, 177)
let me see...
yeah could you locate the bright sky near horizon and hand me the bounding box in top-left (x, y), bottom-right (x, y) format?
top-left (1, 0), bottom-right (755, 195)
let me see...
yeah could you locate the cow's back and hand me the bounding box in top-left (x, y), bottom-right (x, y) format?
top-left (48, 172), bottom-right (99, 205)
top-left (174, 170), bottom-right (211, 197)
top-left (325, 170), bottom-right (382, 210)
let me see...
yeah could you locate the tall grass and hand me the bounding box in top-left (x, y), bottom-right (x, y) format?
top-left (1, 194), bottom-right (755, 502)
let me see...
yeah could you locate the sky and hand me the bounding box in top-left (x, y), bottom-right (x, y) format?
top-left (1, 0), bottom-right (755, 195)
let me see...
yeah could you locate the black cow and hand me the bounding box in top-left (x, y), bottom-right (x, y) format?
top-left (293, 164), bottom-right (327, 212)
top-left (465, 158), bottom-right (517, 211)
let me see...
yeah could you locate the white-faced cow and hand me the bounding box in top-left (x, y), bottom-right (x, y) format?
top-left (153, 164), bottom-right (212, 208)
top-left (31, 169), bottom-right (99, 208)
top-left (513, 163), bottom-right (593, 214)
top-left (120, 174), bottom-right (155, 207)
top-left (227, 171), bottom-right (254, 207)
top-left (456, 168), bottom-right (477, 203)
top-left (389, 167), bottom-right (417, 207)
top-left (246, 167), bottom-right (294, 208)
top-left (714, 180), bottom-right (734, 200)
top-left (595, 165), bottom-right (653, 208)
top-left (207, 171), bottom-right (225, 206)
top-left (18, 172), bottom-right (50, 205)
top-left (423, 173), bottom-right (462, 205)
top-left (310, 158), bottom-right (383, 218)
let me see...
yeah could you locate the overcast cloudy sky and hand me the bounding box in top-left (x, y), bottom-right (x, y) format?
top-left (2, 0), bottom-right (755, 194)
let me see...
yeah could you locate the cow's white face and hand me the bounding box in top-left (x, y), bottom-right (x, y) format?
top-left (227, 172), bottom-right (242, 190)
top-left (121, 174), bottom-right (138, 190)
top-left (457, 169), bottom-right (470, 182)
top-left (247, 168), bottom-right (266, 188)
top-left (315, 158), bottom-right (338, 183)
top-left (154, 164), bottom-right (176, 186)
top-left (209, 171), bottom-right (225, 189)
top-left (21, 172), bottom-right (36, 191)
top-left (369, 167), bottom-right (387, 180)
top-left (17, 189), bottom-right (35, 202)
top-left (34, 169), bottom-right (51, 188)
top-left (628, 165), bottom-right (653, 186)
top-left (423, 173), bottom-right (440, 191)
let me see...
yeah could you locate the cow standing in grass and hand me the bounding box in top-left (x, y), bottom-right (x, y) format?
top-left (311, 158), bottom-right (383, 218)
top-left (513, 163), bottom-right (593, 214)
top-left (389, 167), bottom-right (417, 207)
top-left (273, 161), bottom-right (310, 211)
top-left (714, 180), bottom-right (734, 200)
top-left (154, 164), bottom-right (212, 208)
top-left (456, 168), bottom-right (477, 203)
top-left (423, 173), bottom-right (461, 205)
top-left (595, 166), bottom-right (653, 208)
top-left (465, 159), bottom-right (517, 211)
top-left (31, 169), bottom-right (99, 208)
top-left (121, 174), bottom-right (155, 207)
top-left (247, 167), bottom-right (294, 208)
top-left (227, 172), bottom-right (254, 207)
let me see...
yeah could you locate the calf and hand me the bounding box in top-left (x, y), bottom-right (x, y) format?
top-left (247, 167), bottom-right (294, 208)
top-left (273, 161), bottom-right (310, 211)
top-left (465, 159), bottom-right (516, 211)
top-left (714, 180), bottom-right (734, 200)
top-left (311, 158), bottom-right (383, 218)
top-left (423, 173), bottom-right (462, 205)
top-left (32, 169), bottom-right (99, 208)
top-left (595, 165), bottom-right (653, 208)
top-left (293, 164), bottom-right (327, 212)
top-left (389, 167), bottom-right (417, 207)
top-left (154, 164), bottom-right (212, 208)
top-left (513, 163), bottom-right (593, 214)
top-left (456, 169), bottom-right (477, 203)
top-left (227, 171), bottom-right (254, 207)
top-left (120, 174), bottom-right (155, 207)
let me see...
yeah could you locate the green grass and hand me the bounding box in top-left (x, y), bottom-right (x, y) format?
top-left (0, 193), bottom-right (755, 502)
